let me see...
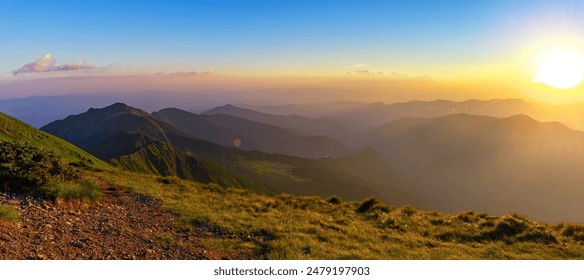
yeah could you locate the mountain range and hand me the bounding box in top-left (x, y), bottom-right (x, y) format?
top-left (11, 98), bottom-right (584, 223)
top-left (6, 95), bottom-right (584, 259)
top-left (40, 103), bottom-right (410, 203)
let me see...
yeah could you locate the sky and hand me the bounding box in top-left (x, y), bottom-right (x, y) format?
top-left (2, 0), bottom-right (584, 102)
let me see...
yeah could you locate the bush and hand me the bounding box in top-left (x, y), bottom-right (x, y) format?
top-left (493, 215), bottom-right (529, 236)
top-left (400, 205), bottom-right (417, 216)
top-left (0, 140), bottom-right (79, 196)
top-left (356, 197), bottom-right (381, 213)
top-left (480, 214), bottom-right (530, 241)
top-left (560, 224), bottom-right (584, 241)
top-left (157, 176), bottom-right (179, 185)
top-left (456, 211), bottom-right (476, 223)
top-left (326, 196), bottom-right (342, 204)
top-left (516, 226), bottom-right (557, 244)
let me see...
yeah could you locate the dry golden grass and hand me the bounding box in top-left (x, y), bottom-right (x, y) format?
top-left (93, 168), bottom-right (584, 259)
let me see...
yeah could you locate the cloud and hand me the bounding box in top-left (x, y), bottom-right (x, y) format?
top-left (347, 69), bottom-right (433, 81)
top-left (12, 53), bottom-right (97, 76)
top-left (350, 64), bottom-right (372, 68)
top-left (352, 69), bottom-right (384, 76)
top-left (51, 61), bottom-right (95, 71)
top-left (163, 70), bottom-right (216, 77)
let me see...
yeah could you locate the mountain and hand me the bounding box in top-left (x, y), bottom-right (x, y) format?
top-left (0, 92), bottom-right (241, 128)
top-left (109, 141), bottom-right (210, 183)
top-left (41, 103), bottom-right (187, 159)
top-left (329, 98), bottom-right (547, 126)
top-left (41, 103), bottom-right (411, 203)
top-left (237, 101), bottom-right (365, 117)
top-left (243, 98), bottom-right (584, 132)
top-left (40, 103), bottom-right (213, 187)
top-left (359, 113), bottom-right (584, 222)
top-left (203, 104), bottom-right (370, 140)
top-left (152, 107), bottom-right (351, 158)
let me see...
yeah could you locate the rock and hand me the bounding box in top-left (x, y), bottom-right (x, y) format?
top-left (71, 242), bottom-right (85, 248)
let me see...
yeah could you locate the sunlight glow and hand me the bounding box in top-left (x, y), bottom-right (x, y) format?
top-left (533, 47), bottom-right (584, 89)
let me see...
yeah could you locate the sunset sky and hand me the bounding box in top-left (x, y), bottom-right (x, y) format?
top-left (2, 1), bottom-right (584, 103)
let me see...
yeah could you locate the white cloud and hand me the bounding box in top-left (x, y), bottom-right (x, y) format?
top-left (348, 69), bottom-right (433, 81)
top-left (350, 64), bottom-right (372, 68)
top-left (12, 53), bottom-right (96, 76)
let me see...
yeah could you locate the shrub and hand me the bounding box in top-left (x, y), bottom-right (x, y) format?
top-left (400, 205), bottom-right (417, 216)
top-left (0, 141), bottom-right (80, 197)
top-left (356, 197), bottom-right (381, 213)
top-left (493, 215), bottom-right (529, 236)
top-left (326, 196), bottom-right (342, 204)
top-left (481, 214), bottom-right (530, 241)
top-left (456, 211), bottom-right (476, 223)
top-left (560, 224), bottom-right (584, 241)
top-left (516, 226), bottom-right (557, 244)
top-left (0, 141), bottom-right (79, 195)
top-left (157, 176), bottom-right (179, 185)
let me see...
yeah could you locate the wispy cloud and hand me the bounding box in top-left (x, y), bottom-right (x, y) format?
top-left (346, 70), bottom-right (433, 81)
top-left (350, 64), bottom-right (372, 68)
top-left (12, 53), bottom-right (97, 76)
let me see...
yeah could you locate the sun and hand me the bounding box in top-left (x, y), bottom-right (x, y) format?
top-left (533, 46), bottom-right (584, 89)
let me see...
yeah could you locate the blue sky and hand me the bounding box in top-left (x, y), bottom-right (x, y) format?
top-left (2, 0), bottom-right (584, 78)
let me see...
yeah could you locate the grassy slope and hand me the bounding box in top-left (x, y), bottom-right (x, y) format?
top-left (0, 113), bottom-right (107, 167)
top-left (0, 113), bottom-right (106, 202)
top-left (95, 168), bottom-right (584, 260)
top-left (109, 141), bottom-right (211, 183)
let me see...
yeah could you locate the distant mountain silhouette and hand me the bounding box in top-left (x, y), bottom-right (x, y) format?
top-left (333, 98), bottom-right (545, 126)
top-left (153, 107), bottom-right (351, 158)
top-left (203, 104), bottom-right (370, 140)
top-left (357, 113), bottom-right (584, 222)
top-left (237, 101), bottom-right (365, 117)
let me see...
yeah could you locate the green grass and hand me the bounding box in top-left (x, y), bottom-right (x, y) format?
top-left (0, 139), bottom-right (103, 202)
top-left (44, 177), bottom-right (102, 202)
top-left (0, 113), bottom-right (107, 167)
top-left (0, 205), bottom-right (19, 223)
top-left (243, 160), bottom-right (305, 183)
top-left (94, 168), bottom-right (584, 259)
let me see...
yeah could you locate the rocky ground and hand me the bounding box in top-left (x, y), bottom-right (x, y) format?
top-left (0, 184), bottom-right (252, 260)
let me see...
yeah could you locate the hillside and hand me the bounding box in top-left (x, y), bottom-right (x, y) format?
top-left (203, 104), bottom-right (370, 140)
top-left (5, 163), bottom-right (584, 260)
top-left (89, 168), bottom-right (584, 259)
top-left (40, 102), bottom-right (186, 157)
top-left (40, 104), bottom-right (410, 203)
top-left (3, 111), bottom-right (584, 259)
top-left (152, 107), bottom-right (351, 158)
top-left (109, 141), bottom-right (211, 183)
top-left (357, 113), bottom-right (584, 222)
top-left (0, 112), bottom-right (105, 166)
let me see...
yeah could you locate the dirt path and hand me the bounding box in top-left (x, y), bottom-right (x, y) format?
top-left (0, 184), bottom-right (250, 260)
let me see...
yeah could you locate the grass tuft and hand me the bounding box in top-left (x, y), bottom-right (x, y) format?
top-left (44, 178), bottom-right (102, 202)
top-left (356, 197), bottom-right (381, 213)
top-left (0, 205), bottom-right (19, 223)
top-left (326, 196), bottom-right (342, 204)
